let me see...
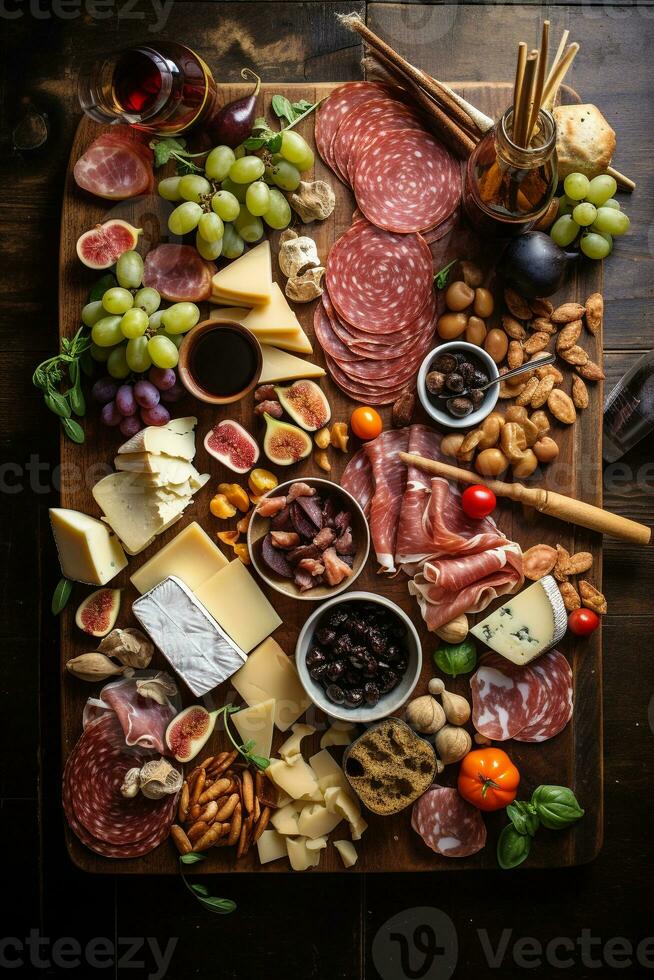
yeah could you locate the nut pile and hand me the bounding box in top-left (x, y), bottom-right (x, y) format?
top-left (441, 407), bottom-right (557, 480)
top-left (522, 543), bottom-right (607, 614)
top-left (171, 751), bottom-right (277, 858)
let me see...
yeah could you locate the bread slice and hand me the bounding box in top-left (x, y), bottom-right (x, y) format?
top-left (553, 104), bottom-right (616, 179)
top-left (343, 718), bottom-right (437, 815)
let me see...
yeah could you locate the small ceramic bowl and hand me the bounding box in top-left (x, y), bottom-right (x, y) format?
top-left (295, 591), bottom-right (422, 723)
top-left (177, 318), bottom-right (262, 405)
top-left (247, 477), bottom-right (370, 602)
top-left (417, 340), bottom-right (500, 430)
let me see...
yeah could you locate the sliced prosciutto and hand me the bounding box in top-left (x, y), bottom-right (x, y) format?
top-left (341, 448), bottom-right (373, 518)
top-left (143, 244), bottom-right (215, 302)
top-left (92, 676), bottom-right (177, 755)
top-left (412, 786), bottom-right (486, 858)
top-left (365, 429), bottom-right (410, 573)
top-left (395, 426), bottom-right (445, 568)
top-left (74, 131), bottom-right (154, 201)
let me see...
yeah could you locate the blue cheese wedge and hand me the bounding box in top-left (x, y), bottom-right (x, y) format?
top-left (133, 576), bottom-right (247, 696)
top-left (470, 575), bottom-right (567, 665)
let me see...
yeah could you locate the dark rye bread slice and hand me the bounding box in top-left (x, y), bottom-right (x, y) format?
top-left (342, 717), bottom-right (437, 815)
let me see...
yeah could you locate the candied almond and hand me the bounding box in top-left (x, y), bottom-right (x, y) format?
top-left (572, 375), bottom-right (589, 409)
top-left (559, 345), bottom-right (589, 367)
top-left (516, 376), bottom-right (540, 407)
top-left (560, 581), bottom-right (581, 611)
top-left (504, 287), bottom-right (532, 320)
top-left (579, 580), bottom-right (607, 615)
top-left (530, 297), bottom-right (554, 318)
top-left (585, 293), bottom-right (603, 335)
top-left (547, 388), bottom-right (576, 424)
top-left (561, 551), bottom-right (594, 576)
top-left (576, 360), bottom-right (605, 382)
top-left (556, 320), bottom-right (582, 352)
top-left (551, 302), bottom-right (586, 324)
top-left (523, 332), bottom-right (551, 356)
top-left (502, 314), bottom-right (527, 340)
top-left (530, 374), bottom-right (556, 409)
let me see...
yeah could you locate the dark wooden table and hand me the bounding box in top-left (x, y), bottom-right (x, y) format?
top-left (2, 3), bottom-right (653, 977)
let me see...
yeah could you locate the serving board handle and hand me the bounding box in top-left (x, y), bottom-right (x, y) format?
top-left (400, 453), bottom-right (651, 545)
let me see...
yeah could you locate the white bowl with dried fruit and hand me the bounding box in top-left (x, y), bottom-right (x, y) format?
top-left (417, 341), bottom-right (499, 430)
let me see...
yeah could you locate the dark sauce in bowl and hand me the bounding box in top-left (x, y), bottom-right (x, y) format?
top-left (189, 325), bottom-right (258, 399)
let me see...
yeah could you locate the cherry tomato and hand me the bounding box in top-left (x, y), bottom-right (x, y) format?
top-left (461, 484), bottom-right (496, 519)
top-left (350, 406), bottom-right (383, 441)
top-left (567, 608), bottom-right (600, 636)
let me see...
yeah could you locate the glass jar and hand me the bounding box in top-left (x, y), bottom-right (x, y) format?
top-left (78, 42), bottom-right (217, 136)
top-left (463, 107), bottom-right (557, 237)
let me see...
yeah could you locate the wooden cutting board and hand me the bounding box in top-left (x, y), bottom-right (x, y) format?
top-left (58, 81), bottom-right (603, 874)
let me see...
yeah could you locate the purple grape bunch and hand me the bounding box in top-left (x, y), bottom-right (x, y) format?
top-left (92, 366), bottom-right (185, 436)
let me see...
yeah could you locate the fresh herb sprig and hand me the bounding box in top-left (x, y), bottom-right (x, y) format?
top-left (497, 784), bottom-right (584, 869)
top-left (218, 704), bottom-right (270, 770)
top-left (434, 259), bottom-right (457, 289)
top-left (32, 325), bottom-right (90, 443)
top-left (179, 853), bottom-right (236, 915)
top-left (149, 136), bottom-right (207, 175)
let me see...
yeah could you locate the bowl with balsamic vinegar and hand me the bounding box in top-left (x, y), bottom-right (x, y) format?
top-left (178, 319), bottom-right (262, 405)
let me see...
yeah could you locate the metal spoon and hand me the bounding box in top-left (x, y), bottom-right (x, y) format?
top-left (435, 352), bottom-right (556, 400)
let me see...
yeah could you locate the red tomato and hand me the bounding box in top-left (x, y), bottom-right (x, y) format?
top-left (461, 484), bottom-right (497, 519)
top-left (350, 406), bottom-right (383, 441)
top-left (568, 608), bottom-right (600, 636)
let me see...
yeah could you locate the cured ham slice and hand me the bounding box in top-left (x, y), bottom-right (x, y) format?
top-left (93, 676), bottom-right (177, 755)
top-left (143, 244), bottom-right (216, 302)
top-left (471, 651), bottom-right (573, 743)
top-left (365, 429), bottom-right (410, 573)
top-left (395, 426), bottom-right (445, 568)
top-left (412, 786), bottom-right (486, 858)
top-left (341, 449), bottom-right (373, 517)
top-left (74, 131), bottom-right (154, 200)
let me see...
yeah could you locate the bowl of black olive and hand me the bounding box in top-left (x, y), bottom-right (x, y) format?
top-left (296, 592), bottom-right (422, 723)
top-left (417, 341), bottom-right (499, 429)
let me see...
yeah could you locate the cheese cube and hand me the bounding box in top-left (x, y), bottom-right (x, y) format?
top-left (305, 835), bottom-right (328, 851)
top-left (278, 723), bottom-right (316, 762)
top-left (232, 699), bottom-right (276, 760)
top-left (470, 575), bottom-right (567, 665)
top-left (267, 758), bottom-right (322, 802)
top-left (297, 804), bottom-right (342, 840)
top-left (258, 345), bottom-right (325, 384)
top-left (92, 473), bottom-right (192, 555)
top-left (130, 522), bottom-right (228, 595)
top-left (270, 802), bottom-right (302, 836)
top-left (257, 830), bottom-right (287, 865)
top-left (211, 241), bottom-right (272, 305)
top-left (231, 637), bottom-right (311, 731)
top-left (334, 840), bottom-right (358, 868)
top-left (286, 836), bottom-right (321, 871)
top-left (116, 416), bottom-right (198, 460)
top-left (194, 560), bottom-right (282, 654)
top-left (49, 508), bottom-right (127, 585)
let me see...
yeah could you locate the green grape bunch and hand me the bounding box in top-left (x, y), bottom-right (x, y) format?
top-left (550, 173), bottom-right (631, 261)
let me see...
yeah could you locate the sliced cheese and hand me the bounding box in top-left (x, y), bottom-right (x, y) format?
top-left (211, 241), bottom-right (272, 304)
top-left (278, 723), bottom-right (316, 762)
top-left (324, 787), bottom-right (368, 841)
top-left (305, 835), bottom-right (328, 851)
top-left (309, 750), bottom-right (352, 796)
top-left (286, 836), bottom-right (321, 871)
top-left (297, 804), bottom-right (342, 840)
top-left (267, 758), bottom-right (322, 802)
top-left (231, 636), bottom-right (311, 731)
top-left (259, 345), bottom-right (325, 384)
top-left (232, 699), bottom-right (276, 760)
top-left (92, 473), bottom-right (192, 555)
top-left (49, 508), bottom-right (127, 585)
top-left (115, 454), bottom-right (205, 487)
top-left (334, 840), bottom-right (358, 868)
top-left (130, 522), bottom-right (228, 595)
top-left (116, 417), bottom-right (198, 461)
top-left (470, 575), bottom-right (567, 665)
top-left (209, 305), bottom-right (252, 319)
top-left (320, 723), bottom-right (356, 750)
top-left (270, 801), bottom-right (302, 836)
top-left (257, 830), bottom-right (287, 865)
top-left (212, 289), bottom-right (314, 354)
top-left (195, 560), bottom-right (282, 655)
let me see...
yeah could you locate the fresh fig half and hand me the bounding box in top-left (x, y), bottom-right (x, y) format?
top-left (275, 380), bottom-right (331, 432)
top-left (263, 413), bottom-right (312, 465)
top-left (204, 419), bottom-right (259, 473)
top-left (75, 588), bottom-right (121, 637)
top-left (76, 219), bottom-right (142, 269)
top-left (165, 705), bottom-right (218, 763)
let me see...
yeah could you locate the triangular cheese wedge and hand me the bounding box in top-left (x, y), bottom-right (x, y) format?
top-left (211, 284), bottom-right (313, 354)
top-left (93, 472), bottom-right (192, 554)
top-left (211, 241), bottom-right (272, 304)
top-left (232, 699), bottom-right (276, 760)
top-left (116, 417), bottom-right (198, 461)
top-left (209, 306), bottom-right (251, 321)
top-left (259, 345), bottom-right (325, 384)
top-left (114, 453), bottom-right (201, 484)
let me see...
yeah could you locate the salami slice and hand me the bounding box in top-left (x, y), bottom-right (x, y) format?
top-left (143, 244), bottom-right (215, 302)
top-left (315, 81), bottom-right (393, 178)
top-left (333, 97), bottom-right (423, 185)
top-left (412, 786), bottom-right (486, 858)
top-left (470, 652), bottom-right (540, 741)
top-left (354, 128), bottom-right (461, 234)
top-left (313, 302), bottom-right (362, 363)
top-left (326, 220), bottom-right (433, 332)
top-left (514, 651), bottom-right (573, 742)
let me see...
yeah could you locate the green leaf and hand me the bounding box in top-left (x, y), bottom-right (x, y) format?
top-left (243, 136), bottom-right (268, 151)
top-left (61, 417), bottom-right (85, 443)
top-left (89, 274), bottom-right (116, 303)
top-left (432, 640), bottom-right (477, 678)
top-left (252, 116), bottom-right (269, 134)
top-left (198, 896), bottom-right (237, 915)
top-left (531, 785), bottom-right (585, 830)
top-left (271, 94), bottom-right (295, 126)
top-left (175, 157), bottom-right (203, 176)
top-left (434, 259), bottom-right (457, 290)
top-left (80, 350), bottom-right (95, 378)
top-left (150, 136), bottom-right (188, 168)
top-left (506, 800), bottom-right (540, 837)
top-left (179, 852), bottom-right (205, 866)
top-left (45, 390), bottom-right (71, 419)
top-left (291, 99), bottom-right (313, 114)
top-left (68, 359), bottom-right (79, 386)
top-left (51, 577), bottom-right (72, 615)
top-left (280, 98), bottom-right (323, 132)
top-left (191, 883), bottom-right (211, 897)
top-left (69, 384), bottom-right (86, 417)
top-left (497, 824), bottom-right (532, 870)
top-left (266, 132), bottom-right (282, 153)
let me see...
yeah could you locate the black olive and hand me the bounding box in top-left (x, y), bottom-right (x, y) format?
top-left (362, 652), bottom-right (379, 677)
top-left (470, 388), bottom-right (485, 409)
top-left (327, 609), bottom-right (348, 629)
top-left (349, 616), bottom-right (367, 636)
top-left (326, 659), bottom-right (347, 682)
top-left (378, 669), bottom-right (399, 694)
top-left (471, 369), bottom-right (489, 388)
top-left (326, 684), bottom-right (345, 705)
top-left (315, 627), bottom-right (337, 647)
top-left (310, 663), bottom-right (329, 682)
top-left (459, 361), bottom-right (476, 383)
top-left (363, 681), bottom-right (381, 705)
top-left (368, 628), bottom-right (387, 655)
top-left (447, 396), bottom-right (474, 418)
top-left (348, 650), bottom-right (366, 671)
top-left (334, 633), bottom-right (354, 656)
top-left (306, 647), bottom-right (327, 669)
top-left (384, 644), bottom-right (403, 663)
top-left (345, 687), bottom-right (364, 707)
top-left (432, 353), bottom-right (458, 374)
top-left (344, 669), bottom-right (361, 686)
top-left (425, 370), bottom-right (446, 395)
top-left (445, 372), bottom-right (465, 394)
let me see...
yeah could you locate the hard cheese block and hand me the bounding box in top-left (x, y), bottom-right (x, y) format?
top-left (130, 522), bottom-right (228, 595)
top-left (194, 559), bottom-right (282, 655)
top-left (49, 508), bottom-right (127, 585)
top-left (114, 454), bottom-right (204, 486)
top-left (211, 284), bottom-right (313, 354)
top-left (232, 699), bottom-right (276, 760)
top-left (259, 345), bottom-right (325, 384)
top-left (92, 472), bottom-right (192, 555)
top-left (211, 241), bottom-right (272, 304)
top-left (116, 417), bottom-right (198, 461)
top-left (133, 575), bottom-right (246, 696)
top-left (231, 636), bottom-right (311, 731)
top-left (470, 575), bottom-right (567, 665)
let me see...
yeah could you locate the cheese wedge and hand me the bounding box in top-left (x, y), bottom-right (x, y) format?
top-left (130, 522), bottom-right (229, 594)
top-left (259, 345), bottom-right (325, 384)
top-left (114, 453), bottom-right (202, 483)
top-left (470, 575), bottom-right (567, 665)
top-left (50, 508), bottom-right (127, 585)
top-left (212, 303), bottom-right (313, 354)
top-left (211, 241), bottom-right (272, 304)
top-left (242, 283), bottom-right (312, 352)
top-left (232, 699), bottom-right (276, 760)
top-left (209, 306), bottom-right (252, 319)
top-left (116, 417), bottom-right (198, 461)
top-left (92, 472), bottom-right (192, 555)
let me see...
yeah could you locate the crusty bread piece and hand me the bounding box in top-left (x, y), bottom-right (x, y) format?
top-left (343, 717), bottom-right (437, 815)
top-left (553, 103), bottom-right (616, 179)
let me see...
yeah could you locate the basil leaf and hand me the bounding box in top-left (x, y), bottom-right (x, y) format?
top-left (531, 785), bottom-right (584, 830)
top-left (506, 801), bottom-right (540, 837)
top-left (179, 852), bottom-right (205, 866)
top-left (80, 350), bottom-right (95, 378)
top-left (433, 640), bottom-right (477, 678)
top-left (69, 384), bottom-right (86, 417)
top-left (51, 577), bottom-right (72, 615)
top-left (198, 896), bottom-right (237, 915)
top-left (61, 417), bottom-right (85, 443)
top-left (497, 825), bottom-right (531, 870)
top-left (89, 274), bottom-right (116, 302)
top-left (45, 390), bottom-right (71, 419)
top-left (151, 136), bottom-right (187, 168)
top-left (434, 259), bottom-right (457, 289)
top-left (271, 94), bottom-right (294, 126)
top-left (68, 359), bottom-right (79, 386)
top-left (191, 883), bottom-right (210, 897)
top-left (291, 99), bottom-right (313, 114)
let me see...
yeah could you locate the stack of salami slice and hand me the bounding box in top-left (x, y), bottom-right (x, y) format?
top-left (314, 82), bottom-right (462, 402)
top-left (62, 713), bottom-right (178, 858)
